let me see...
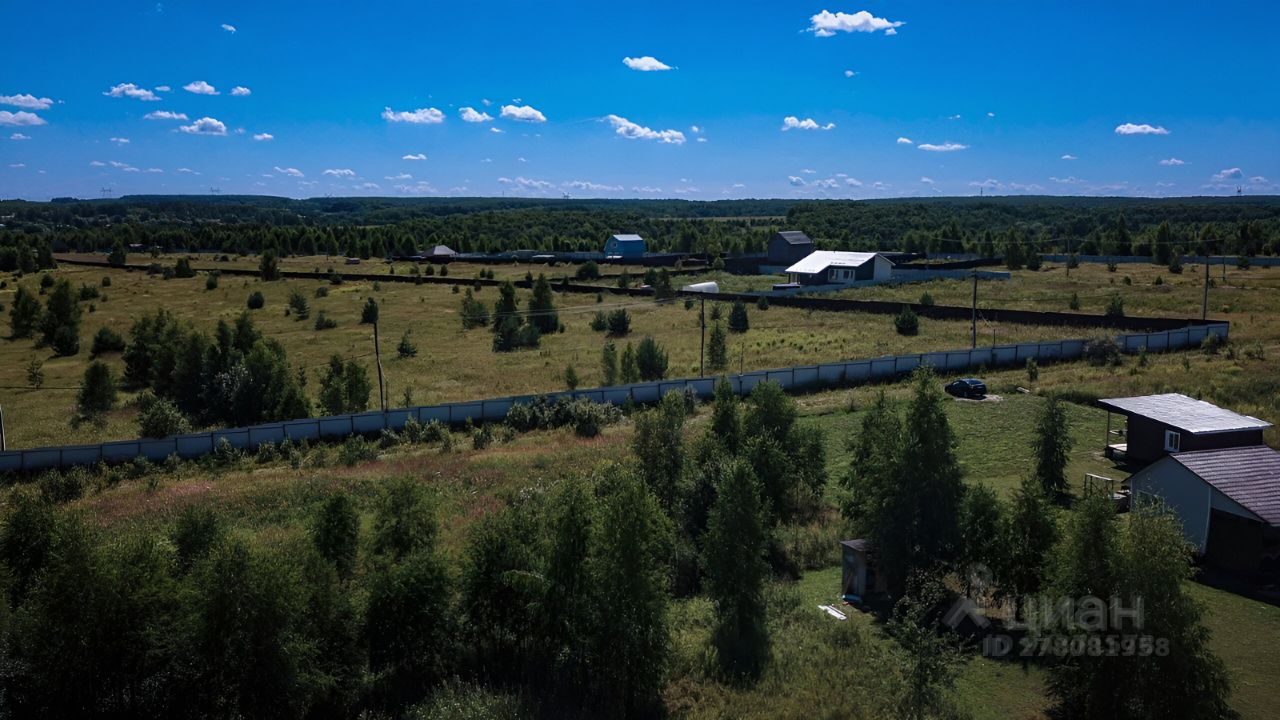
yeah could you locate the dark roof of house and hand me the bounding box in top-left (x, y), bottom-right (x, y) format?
top-left (609, 234), bottom-right (645, 243)
top-left (1171, 446), bottom-right (1280, 526)
top-left (774, 230), bottom-right (813, 245)
top-left (840, 538), bottom-right (873, 553)
top-left (1098, 393), bottom-right (1272, 435)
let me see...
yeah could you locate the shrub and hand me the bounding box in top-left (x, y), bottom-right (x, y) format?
top-left (247, 290), bottom-right (265, 309)
top-left (756, 295), bottom-right (770, 311)
top-left (136, 392), bottom-right (192, 438)
top-left (590, 311), bottom-right (607, 332)
top-left (397, 329), bottom-right (418, 358)
top-left (314, 285), bottom-right (329, 298)
top-left (1154, 275), bottom-right (1164, 286)
top-left (1026, 357), bottom-right (1039, 383)
top-left (728, 300), bottom-right (750, 333)
top-left (1168, 253), bottom-right (1184, 274)
top-left (174, 258), bottom-right (196, 278)
top-left (919, 291), bottom-right (935, 307)
top-left (287, 289), bottom-right (311, 320)
top-left (205, 272), bottom-right (219, 290)
top-left (338, 435), bottom-right (377, 466)
top-left (25, 357), bottom-right (44, 389)
top-left (472, 424), bottom-right (493, 450)
top-left (1104, 293), bottom-right (1125, 318)
top-left (1237, 256), bottom-right (1251, 270)
top-left (504, 396), bottom-right (623, 435)
top-left (1107, 262), bottom-right (1118, 272)
top-left (459, 289), bottom-right (489, 329)
top-left (313, 311), bottom-right (337, 330)
top-left (606, 308), bottom-right (631, 336)
top-left (894, 305), bottom-right (919, 335)
top-left (38, 468), bottom-right (87, 504)
top-left (77, 284), bottom-right (100, 301)
top-left (575, 261), bottom-right (601, 280)
top-left (1068, 292), bottom-right (1080, 310)
top-left (636, 336), bottom-right (668, 380)
top-left (1084, 337), bottom-right (1122, 366)
top-left (101, 276), bottom-right (112, 287)
top-left (90, 326), bottom-right (126, 356)
top-left (564, 364), bottom-right (579, 390)
top-left (77, 361), bottom-right (118, 417)
top-left (1201, 332), bottom-right (1225, 355)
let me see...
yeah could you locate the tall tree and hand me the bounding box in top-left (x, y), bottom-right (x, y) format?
top-left (8, 285), bottom-right (41, 338)
top-left (1032, 396), bottom-right (1074, 497)
top-left (631, 391), bottom-right (686, 512)
top-left (528, 273), bottom-right (559, 333)
top-left (707, 321), bottom-right (728, 372)
top-left (39, 278), bottom-right (82, 355)
top-left (702, 461), bottom-right (770, 678)
top-left (312, 492), bottom-right (360, 580)
top-left (1001, 475), bottom-right (1058, 608)
top-left (600, 341), bottom-right (619, 386)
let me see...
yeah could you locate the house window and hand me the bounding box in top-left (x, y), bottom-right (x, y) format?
top-left (1164, 430), bottom-right (1181, 453)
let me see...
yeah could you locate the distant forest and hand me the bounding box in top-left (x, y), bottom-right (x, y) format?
top-left (2, 195), bottom-right (1278, 268)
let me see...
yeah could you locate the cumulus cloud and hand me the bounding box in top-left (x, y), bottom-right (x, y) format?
top-left (1212, 167), bottom-right (1243, 181)
top-left (323, 168), bottom-right (356, 177)
top-left (144, 110), bottom-right (188, 120)
top-left (178, 116), bottom-right (228, 135)
top-left (0, 111), bottom-right (46, 126)
top-left (221, 23), bottom-right (236, 33)
top-left (0, 94), bottom-right (54, 110)
top-left (109, 137), bottom-right (129, 144)
top-left (90, 160), bottom-right (106, 167)
top-left (918, 142), bottom-right (968, 152)
top-left (176, 167), bottom-right (197, 173)
top-left (498, 176), bottom-right (554, 191)
top-left (253, 133), bottom-right (273, 141)
top-left (273, 166), bottom-right (304, 177)
top-left (1061, 154), bottom-right (1077, 160)
top-left (604, 114), bottom-right (685, 144)
top-left (844, 70), bottom-right (856, 78)
top-left (489, 127), bottom-right (504, 134)
top-left (622, 56), bottom-right (673, 71)
top-left (782, 116), bottom-right (835, 131)
top-left (104, 83), bottom-right (160, 101)
top-left (1159, 158), bottom-right (1185, 166)
top-left (1115, 122), bottom-right (1169, 135)
top-left (230, 86), bottom-right (251, 96)
top-left (896, 136), bottom-right (913, 145)
top-left (184, 80), bottom-right (219, 95)
top-left (9, 163), bottom-right (25, 169)
top-left (354, 182), bottom-right (379, 190)
top-left (563, 180), bottom-right (623, 192)
top-left (385, 173), bottom-right (412, 180)
top-left (155, 85), bottom-right (171, 92)
top-left (808, 10), bottom-right (903, 37)
top-left (459, 106), bottom-right (493, 122)
top-left (500, 104), bottom-right (547, 122)
top-left (382, 106), bottom-right (444, 124)
top-left (10, 132), bottom-right (30, 140)
top-left (632, 186), bottom-right (664, 194)
top-left (402, 153), bottom-right (428, 160)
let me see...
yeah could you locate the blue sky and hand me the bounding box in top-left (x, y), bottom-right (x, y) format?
top-left (3, 1), bottom-right (1278, 201)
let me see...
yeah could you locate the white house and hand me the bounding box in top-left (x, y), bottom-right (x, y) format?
top-left (784, 251), bottom-right (893, 286)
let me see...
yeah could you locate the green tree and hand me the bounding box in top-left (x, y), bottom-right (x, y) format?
top-left (606, 308), bottom-right (631, 336)
top-left (702, 461), bottom-right (770, 678)
top-left (287, 288), bottom-right (310, 320)
top-left (652, 268), bottom-right (675, 300)
top-left (957, 484), bottom-right (1005, 593)
top-left (631, 391), bottom-right (686, 511)
top-left (397, 329), bottom-right (418, 358)
top-left (77, 361), bottom-right (118, 418)
top-left (39, 278), bottom-right (82, 355)
top-left (635, 336), bottom-right (668, 381)
top-left (620, 342), bottom-right (640, 384)
top-left (318, 355), bottom-right (372, 415)
top-left (1032, 396), bottom-right (1073, 496)
top-left (540, 479), bottom-right (593, 692)
top-left (459, 502), bottom-right (542, 683)
top-left (600, 341), bottom-right (619, 385)
top-left (313, 492), bottom-right (360, 580)
top-left (563, 364), bottom-right (579, 390)
top-left (25, 356), bottom-right (44, 389)
top-left (136, 391), bottom-right (191, 438)
top-left (886, 584), bottom-right (967, 720)
top-left (259, 249), bottom-right (281, 281)
top-left (727, 300), bottom-right (749, 333)
top-left (9, 285), bottom-right (41, 338)
top-left (459, 289), bottom-right (490, 330)
top-left (491, 281), bottom-right (519, 329)
top-left (371, 477), bottom-right (437, 562)
top-left (107, 240), bottom-right (127, 267)
top-left (1153, 220), bottom-right (1173, 265)
top-left (528, 273), bottom-right (559, 333)
top-left (585, 470), bottom-right (672, 717)
top-left (360, 296), bottom-right (380, 325)
top-left (1001, 475), bottom-right (1058, 607)
top-left (707, 321), bottom-right (728, 372)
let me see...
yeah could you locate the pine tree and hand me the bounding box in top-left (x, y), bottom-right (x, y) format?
top-left (1032, 396), bottom-right (1073, 496)
top-left (360, 297), bottom-right (379, 325)
top-left (600, 341), bottom-right (618, 385)
top-left (728, 300), bottom-right (750, 333)
top-left (39, 278), bottom-right (82, 355)
top-left (702, 461), bottom-right (770, 678)
top-left (620, 342), bottom-right (640, 383)
top-left (77, 361), bottom-right (117, 417)
top-left (396, 329), bottom-right (417, 358)
top-left (635, 337), bottom-right (668, 381)
top-left (1001, 475), bottom-right (1058, 607)
top-left (708, 321), bottom-right (728, 371)
top-left (259, 249), bottom-right (281, 281)
top-left (528, 274), bottom-right (559, 333)
top-left (8, 285), bottom-right (41, 338)
top-left (313, 492), bottom-right (360, 580)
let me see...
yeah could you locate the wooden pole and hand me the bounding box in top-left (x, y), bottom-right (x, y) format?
top-left (970, 270), bottom-right (978, 349)
top-left (373, 321), bottom-right (386, 413)
top-left (699, 297), bottom-right (705, 377)
top-left (1202, 254), bottom-right (1210, 321)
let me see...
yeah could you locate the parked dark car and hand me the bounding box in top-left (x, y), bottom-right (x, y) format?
top-left (945, 378), bottom-right (988, 399)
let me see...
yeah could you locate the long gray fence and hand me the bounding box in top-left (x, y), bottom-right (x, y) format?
top-left (0, 323), bottom-right (1229, 474)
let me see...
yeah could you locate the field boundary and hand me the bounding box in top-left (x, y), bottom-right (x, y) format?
top-left (0, 323), bottom-right (1229, 472)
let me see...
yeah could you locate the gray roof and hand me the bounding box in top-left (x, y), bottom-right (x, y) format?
top-left (427, 244), bottom-right (456, 256)
top-left (840, 538), bottom-right (873, 553)
top-left (775, 230), bottom-right (813, 245)
top-left (786, 250), bottom-right (891, 275)
top-left (610, 234), bottom-right (645, 243)
top-left (1171, 445), bottom-right (1280, 526)
top-left (1098, 393), bottom-right (1272, 435)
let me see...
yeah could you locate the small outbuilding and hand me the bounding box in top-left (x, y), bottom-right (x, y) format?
top-left (1128, 445), bottom-right (1280, 576)
top-left (785, 251), bottom-right (893, 286)
top-left (768, 231), bottom-right (815, 265)
top-left (604, 234), bottom-right (646, 259)
top-left (1098, 393), bottom-right (1271, 466)
top-left (421, 244), bottom-right (456, 259)
top-left (680, 281), bottom-right (719, 294)
top-left (840, 539), bottom-right (887, 600)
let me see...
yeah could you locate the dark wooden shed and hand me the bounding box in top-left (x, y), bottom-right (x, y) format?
top-left (840, 539), bottom-right (887, 600)
top-left (768, 231), bottom-right (815, 265)
top-left (1099, 393), bottom-right (1271, 466)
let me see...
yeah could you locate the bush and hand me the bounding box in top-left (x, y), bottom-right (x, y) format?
top-left (101, 276), bottom-right (112, 287)
top-left (1107, 262), bottom-right (1118, 272)
top-left (575, 261), bottom-right (601, 280)
top-left (504, 395), bottom-right (623, 435)
top-left (1201, 332), bottom-right (1225, 355)
top-left (136, 392), bottom-right (192, 438)
top-left (919, 291), bottom-right (935, 307)
top-left (313, 311), bottom-right (337, 330)
top-left (1068, 292), bottom-right (1080, 311)
top-left (564, 364), bottom-right (579, 390)
top-left (174, 258), bottom-right (196, 278)
top-left (287, 289), bottom-right (310, 320)
top-left (1084, 337), bottom-right (1122, 366)
top-left (314, 285), bottom-right (329, 298)
top-left (338, 435), bottom-right (377, 466)
top-left (77, 284), bottom-right (100, 301)
top-left (1168, 253), bottom-right (1184, 274)
top-left (472, 424), bottom-right (494, 450)
top-left (77, 361), bottom-right (118, 417)
top-left (459, 289), bottom-right (489, 329)
top-left (606, 308), bottom-right (631, 336)
top-left (728, 300), bottom-right (750, 333)
top-left (1026, 357), bottom-right (1039, 382)
top-left (205, 272), bottom-right (219, 290)
top-left (90, 326), bottom-right (126, 356)
top-left (247, 290), bottom-right (265, 309)
top-left (1104, 293), bottom-right (1125, 318)
top-left (636, 336), bottom-right (668, 380)
top-left (1154, 275), bottom-right (1164, 286)
top-left (756, 295), bottom-right (770, 311)
top-left (894, 305), bottom-right (919, 335)
top-left (397, 329), bottom-right (418, 358)
top-left (1237, 256), bottom-right (1251, 270)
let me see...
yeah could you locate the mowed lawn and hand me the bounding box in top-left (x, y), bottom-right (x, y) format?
top-left (1, 260), bottom-right (1110, 449)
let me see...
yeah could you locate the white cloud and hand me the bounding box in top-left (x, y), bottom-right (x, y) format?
top-left (696, 137), bottom-right (707, 143)
top-left (145, 167), bottom-right (163, 173)
top-left (500, 104), bottom-right (547, 123)
top-left (632, 186), bottom-right (664, 193)
top-left (690, 125), bottom-right (701, 133)
top-left (489, 127), bottom-right (504, 134)
top-left (9, 163), bottom-right (25, 169)
top-left (920, 176), bottom-right (934, 184)
top-left (104, 83), bottom-right (160, 101)
top-left (230, 86), bottom-right (251, 96)
top-left (604, 114), bottom-right (686, 144)
top-left (385, 173), bottom-right (412, 180)
top-left (497, 176), bottom-right (554, 191)
top-left (109, 137), bottom-right (130, 145)
top-left (845, 177), bottom-right (863, 187)
top-left (1050, 176), bottom-right (1084, 184)
top-left (252, 133), bottom-right (273, 141)
top-left (802, 168), bottom-right (816, 174)
top-left (354, 182), bottom-right (379, 190)
top-left (144, 110), bottom-right (188, 120)
top-left (9, 132), bottom-right (30, 140)
top-left (844, 70), bottom-right (856, 78)
top-left (782, 116), bottom-right (835, 131)
top-left (90, 160), bottom-right (106, 167)
top-left (109, 161), bottom-right (132, 169)
top-left (1158, 158), bottom-right (1185, 166)
top-left (155, 85), bottom-right (171, 92)
top-left (0, 93), bottom-right (54, 110)
top-left (947, 114), bottom-right (961, 120)
top-left (563, 180), bottom-right (623, 192)
top-left (176, 167), bottom-right (197, 173)
top-left (896, 136), bottom-right (913, 145)
top-left (221, 23), bottom-right (236, 33)
top-left (274, 166), bottom-right (304, 177)
top-left (394, 181), bottom-right (437, 194)
top-left (808, 10), bottom-right (903, 37)
top-left (459, 106), bottom-right (493, 123)
top-left (0, 111), bottom-right (46, 126)
top-left (382, 106), bottom-right (444, 124)
top-left (1212, 167), bottom-right (1243, 181)
top-left (918, 142), bottom-right (968, 152)
top-left (1249, 176), bottom-right (1269, 184)
top-left (323, 168), bottom-right (356, 177)
top-left (622, 56), bottom-right (673, 71)
top-left (178, 116), bottom-right (228, 135)
top-left (402, 153), bottom-right (428, 160)
top-left (1114, 122), bottom-right (1169, 135)
top-left (1061, 154), bottom-right (1077, 160)
top-left (986, 112), bottom-right (995, 118)
top-left (183, 80), bottom-right (219, 95)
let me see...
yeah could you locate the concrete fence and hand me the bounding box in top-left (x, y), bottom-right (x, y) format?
top-left (0, 323), bottom-right (1229, 474)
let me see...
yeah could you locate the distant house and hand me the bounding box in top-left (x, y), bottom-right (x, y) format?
top-left (1098, 393), bottom-right (1271, 466)
top-left (768, 231), bottom-right (815, 265)
top-left (840, 539), bottom-right (887, 600)
top-left (785, 251), bottom-right (893, 286)
top-left (421, 244), bottom-right (456, 259)
top-left (604, 234), bottom-right (646, 259)
top-left (1128, 445), bottom-right (1280, 575)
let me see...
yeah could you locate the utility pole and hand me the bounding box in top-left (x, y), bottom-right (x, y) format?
top-left (0, 404), bottom-right (6, 451)
top-left (699, 297), bottom-right (706, 376)
top-left (1065, 236), bottom-right (1072, 278)
top-left (372, 322), bottom-right (386, 413)
top-left (970, 270), bottom-right (978, 349)
top-left (1202, 253), bottom-right (1211, 321)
